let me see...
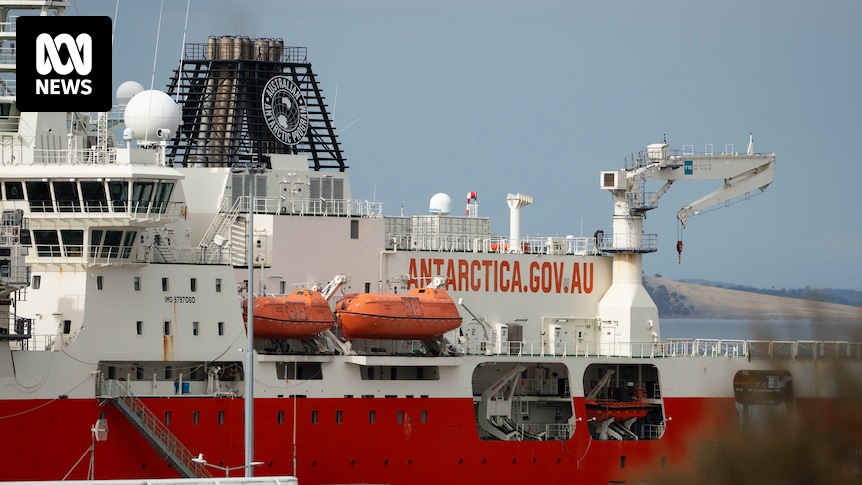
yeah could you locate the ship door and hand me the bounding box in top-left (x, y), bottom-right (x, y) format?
top-left (507, 324), bottom-right (523, 355)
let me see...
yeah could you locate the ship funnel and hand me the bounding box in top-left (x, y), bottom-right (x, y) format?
top-left (506, 193), bottom-right (533, 253)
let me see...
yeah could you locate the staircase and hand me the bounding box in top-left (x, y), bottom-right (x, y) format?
top-left (199, 197), bottom-right (244, 264)
top-left (100, 380), bottom-right (213, 478)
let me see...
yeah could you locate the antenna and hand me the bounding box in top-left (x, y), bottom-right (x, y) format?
top-left (174, 0), bottom-right (192, 102)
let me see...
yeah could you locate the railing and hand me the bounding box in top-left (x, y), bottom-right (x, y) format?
top-left (12, 333), bottom-right (862, 360)
top-left (227, 195), bottom-right (384, 218)
top-left (100, 379), bottom-right (213, 479)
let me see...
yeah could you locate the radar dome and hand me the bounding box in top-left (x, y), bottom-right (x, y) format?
top-left (429, 193), bottom-right (452, 215)
top-left (123, 90), bottom-right (181, 145)
top-left (116, 81), bottom-right (144, 108)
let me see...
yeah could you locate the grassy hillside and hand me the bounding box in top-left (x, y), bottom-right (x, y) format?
top-left (643, 277), bottom-right (862, 320)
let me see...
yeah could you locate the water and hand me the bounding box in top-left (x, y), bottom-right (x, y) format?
top-left (660, 318), bottom-right (862, 342)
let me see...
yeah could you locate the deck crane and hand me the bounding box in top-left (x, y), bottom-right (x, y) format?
top-left (595, 135), bottom-right (776, 356)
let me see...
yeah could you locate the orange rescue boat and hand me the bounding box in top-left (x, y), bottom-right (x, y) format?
top-left (242, 289), bottom-right (335, 340)
top-left (335, 287), bottom-right (462, 340)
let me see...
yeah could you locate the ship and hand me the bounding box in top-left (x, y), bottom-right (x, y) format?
top-left (1, 2), bottom-right (860, 485)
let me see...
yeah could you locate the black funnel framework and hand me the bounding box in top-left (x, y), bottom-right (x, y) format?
top-left (165, 36), bottom-right (346, 172)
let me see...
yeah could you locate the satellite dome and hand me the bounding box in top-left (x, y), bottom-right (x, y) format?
top-left (429, 193), bottom-right (452, 215)
top-left (123, 90), bottom-right (181, 145)
top-left (116, 81), bottom-right (144, 108)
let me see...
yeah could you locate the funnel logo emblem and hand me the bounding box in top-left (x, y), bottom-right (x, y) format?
top-left (262, 75), bottom-right (308, 145)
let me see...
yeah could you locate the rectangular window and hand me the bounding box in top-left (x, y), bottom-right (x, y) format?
top-left (311, 410), bottom-right (318, 424)
top-left (218, 410), bottom-right (225, 425)
top-left (33, 230), bottom-right (61, 257)
top-left (60, 230), bottom-right (84, 257)
top-left (164, 411), bottom-right (171, 425)
top-left (164, 320), bottom-right (171, 336)
top-left (162, 277), bottom-right (169, 291)
top-left (275, 362), bottom-right (323, 380)
top-left (131, 181), bottom-right (155, 214)
top-left (62, 320), bottom-right (71, 334)
top-left (4, 181), bottom-right (24, 200)
top-left (278, 410), bottom-right (284, 424)
top-left (121, 231), bottom-right (136, 258)
top-left (165, 366), bottom-right (172, 379)
top-left (135, 365), bottom-right (143, 379)
top-left (80, 180), bottom-right (108, 212)
top-left (369, 410), bottom-right (375, 424)
top-left (218, 321), bottom-right (224, 336)
top-left (215, 278), bottom-right (222, 292)
top-left (350, 219), bottom-right (359, 239)
top-left (108, 181), bottom-right (128, 212)
top-left (96, 275), bottom-right (103, 290)
top-left (397, 410), bottom-right (404, 424)
top-left (421, 410), bottom-right (427, 423)
top-left (134, 276), bottom-right (140, 291)
top-left (193, 411), bottom-right (199, 425)
top-left (192, 321), bottom-right (199, 336)
top-left (152, 182), bottom-right (174, 214)
top-left (33, 275), bottom-right (41, 289)
top-left (53, 181), bottom-right (80, 212)
top-left (136, 321), bottom-right (142, 335)
top-left (25, 181), bottom-right (52, 212)
top-left (190, 278), bottom-right (197, 292)
top-left (100, 230), bottom-right (122, 258)
top-left (279, 281), bottom-right (286, 294)
top-left (336, 410), bottom-right (342, 424)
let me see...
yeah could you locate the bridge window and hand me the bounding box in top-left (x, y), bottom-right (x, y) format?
top-left (131, 181), bottom-right (155, 213)
top-left (121, 231), bottom-right (136, 258)
top-left (152, 182), bottom-right (174, 214)
top-left (53, 181), bottom-right (80, 212)
top-left (25, 181), bottom-right (52, 212)
top-left (80, 181), bottom-right (108, 212)
top-left (4, 181), bottom-right (23, 200)
top-left (108, 181), bottom-right (128, 212)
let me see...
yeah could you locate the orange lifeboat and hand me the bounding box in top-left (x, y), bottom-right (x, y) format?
top-left (335, 287), bottom-right (462, 340)
top-left (585, 386), bottom-right (651, 422)
top-left (242, 289), bottom-right (335, 340)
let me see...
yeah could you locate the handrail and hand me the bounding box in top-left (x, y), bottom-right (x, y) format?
top-left (102, 380), bottom-right (213, 478)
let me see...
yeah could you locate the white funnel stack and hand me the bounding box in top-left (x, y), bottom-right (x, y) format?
top-left (506, 193), bottom-right (533, 253)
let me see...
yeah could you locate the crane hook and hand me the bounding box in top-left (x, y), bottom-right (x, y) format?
top-left (676, 240), bottom-right (683, 264)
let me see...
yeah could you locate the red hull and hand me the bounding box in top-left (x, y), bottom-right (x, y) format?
top-left (3, 395), bottom-right (857, 484)
top-left (0, 395), bottom-right (735, 484)
top-left (335, 288), bottom-right (462, 340)
top-left (242, 290), bottom-right (335, 340)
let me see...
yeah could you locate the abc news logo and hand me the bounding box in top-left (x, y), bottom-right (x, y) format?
top-left (17, 16), bottom-right (111, 112)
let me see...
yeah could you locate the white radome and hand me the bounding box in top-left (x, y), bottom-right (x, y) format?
top-left (116, 80), bottom-right (144, 108)
top-left (123, 89), bottom-right (181, 145)
top-left (429, 193), bottom-right (452, 215)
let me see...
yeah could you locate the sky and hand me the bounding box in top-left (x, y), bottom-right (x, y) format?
top-left (73, 0), bottom-right (862, 291)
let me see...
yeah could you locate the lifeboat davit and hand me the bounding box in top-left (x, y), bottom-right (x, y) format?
top-left (242, 290), bottom-right (335, 340)
top-left (335, 287), bottom-right (462, 340)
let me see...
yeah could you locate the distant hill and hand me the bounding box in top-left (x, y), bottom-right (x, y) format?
top-left (643, 277), bottom-right (862, 320)
top-left (678, 279), bottom-right (862, 307)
